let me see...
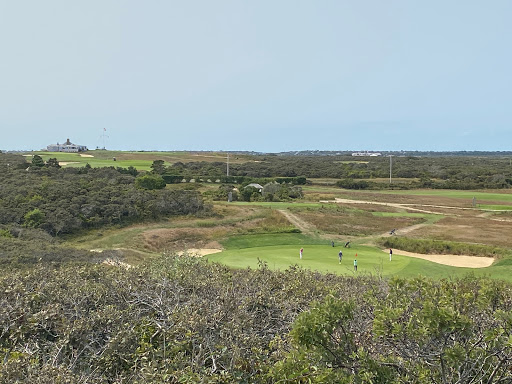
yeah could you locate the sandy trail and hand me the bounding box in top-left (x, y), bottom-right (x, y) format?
top-left (278, 209), bottom-right (317, 236)
top-left (380, 223), bottom-right (429, 237)
top-left (384, 249), bottom-right (494, 268)
top-left (322, 198), bottom-right (512, 215)
top-left (177, 248), bottom-right (223, 257)
top-left (323, 198), bottom-right (451, 215)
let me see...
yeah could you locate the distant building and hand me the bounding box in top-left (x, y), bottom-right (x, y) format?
top-left (47, 138), bottom-right (88, 153)
top-left (351, 152), bottom-right (382, 157)
top-left (245, 183), bottom-right (263, 193)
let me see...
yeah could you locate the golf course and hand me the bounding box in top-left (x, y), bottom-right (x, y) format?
top-left (16, 150), bottom-right (512, 282)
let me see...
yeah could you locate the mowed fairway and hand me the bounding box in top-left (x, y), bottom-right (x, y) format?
top-left (31, 150), bottom-right (255, 171)
top-left (208, 242), bottom-right (498, 280)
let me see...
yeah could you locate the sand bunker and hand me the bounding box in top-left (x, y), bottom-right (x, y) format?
top-left (385, 249), bottom-right (494, 268)
top-left (177, 248), bottom-right (223, 257)
top-left (80, 154), bottom-right (94, 157)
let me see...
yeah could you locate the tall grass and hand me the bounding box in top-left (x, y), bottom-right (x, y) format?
top-left (378, 237), bottom-right (508, 258)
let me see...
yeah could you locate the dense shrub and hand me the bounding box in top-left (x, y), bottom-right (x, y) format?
top-left (0, 154), bottom-right (208, 236)
top-left (157, 154), bottom-right (512, 189)
top-left (135, 174), bottom-right (166, 190)
top-left (2, 255), bottom-right (512, 383)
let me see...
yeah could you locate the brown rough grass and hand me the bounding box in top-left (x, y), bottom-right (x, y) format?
top-left (137, 206), bottom-right (294, 252)
top-left (292, 208), bottom-right (423, 236)
top-left (407, 216), bottom-right (512, 248)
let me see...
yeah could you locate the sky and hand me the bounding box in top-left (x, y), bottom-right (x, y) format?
top-left (1, 1), bottom-right (511, 152)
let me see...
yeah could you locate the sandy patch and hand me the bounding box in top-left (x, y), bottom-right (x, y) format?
top-left (177, 248), bottom-right (223, 257)
top-left (102, 258), bottom-right (133, 269)
top-left (384, 249), bottom-right (494, 268)
top-left (59, 161), bottom-right (80, 165)
top-left (91, 249), bottom-right (133, 269)
top-left (80, 154), bottom-right (94, 157)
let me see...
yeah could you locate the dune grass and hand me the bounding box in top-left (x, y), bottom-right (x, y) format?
top-left (371, 212), bottom-right (442, 224)
top-left (479, 205), bottom-right (512, 210)
top-left (376, 189), bottom-right (512, 202)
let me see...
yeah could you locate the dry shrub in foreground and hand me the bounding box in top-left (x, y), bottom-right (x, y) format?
top-left (2, 255), bottom-right (512, 382)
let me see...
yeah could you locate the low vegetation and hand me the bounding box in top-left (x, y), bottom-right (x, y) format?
top-left (2, 255), bottom-right (512, 383)
top-left (26, 150), bottom-right (512, 189)
top-left (3, 151), bottom-right (512, 382)
top-left (289, 204), bottom-right (425, 236)
top-left (379, 237), bottom-right (508, 258)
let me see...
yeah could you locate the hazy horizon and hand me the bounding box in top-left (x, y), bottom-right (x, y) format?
top-left (1, 1), bottom-right (511, 152)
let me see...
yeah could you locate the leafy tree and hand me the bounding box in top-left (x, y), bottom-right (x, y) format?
top-left (151, 160), bottom-right (166, 174)
top-left (31, 155), bottom-right (45, 167)
top-left (117, 166), bottom-right (138, 176)
top-left (46, 158), bottom-right (61, 168)
top-left (240, 186), bottom-right (259, 201)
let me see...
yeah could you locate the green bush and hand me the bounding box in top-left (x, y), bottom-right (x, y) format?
top-left (135, 174), bottom-right (166, 190)
top-left (23, 209), bottom-right (45, 228)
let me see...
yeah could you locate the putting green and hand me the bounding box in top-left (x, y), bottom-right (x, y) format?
top-left (208, 244), bottom-right (491, 279)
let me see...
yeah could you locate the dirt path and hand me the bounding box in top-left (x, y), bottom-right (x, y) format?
top-left (380, 223), bottom-right (429, 237)
top-left (324, 198), bottom-right (451, 215)
top-left (276, 201), bottom-right (495, 269)
top-left (278, 209), bottom-right (318, 236)
top-left (322, 198), bottom-right (512, 216)
top-left (383, 249), bottom-right (494, 268)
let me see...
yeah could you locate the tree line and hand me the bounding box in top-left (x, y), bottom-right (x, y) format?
top-left (150, 155), bottom-right (512, 189)
top-left (0, 154), bottom-right (208, 236)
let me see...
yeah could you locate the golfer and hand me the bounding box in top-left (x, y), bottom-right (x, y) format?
top-left (300, 248), bottom-right (303, 259)
top-left (354, 258), bottom-right (357, 272)
top-left (338, 250), bottom-right (343, 263)
top-left (389, 248), bottom-right (393, 261)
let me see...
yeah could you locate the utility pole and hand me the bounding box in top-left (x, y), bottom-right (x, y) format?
top-left (389, 155), bottom-right (393, 184)
top-left (100, 128), bottom-right (109, 149)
